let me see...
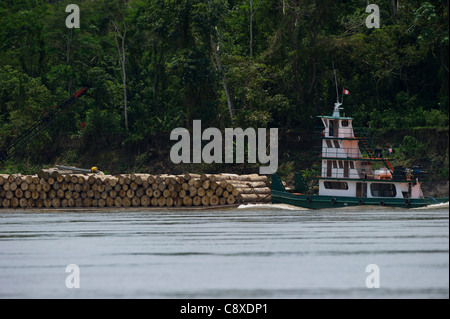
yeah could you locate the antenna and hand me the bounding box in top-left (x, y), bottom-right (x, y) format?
top-left (332, 63), bottom-right (342, 118)
top-left (333, 62), bottom-right (339, 104)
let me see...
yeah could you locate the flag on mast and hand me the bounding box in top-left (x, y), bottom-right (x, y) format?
top-left (343, 88), bottom-right (350, 95)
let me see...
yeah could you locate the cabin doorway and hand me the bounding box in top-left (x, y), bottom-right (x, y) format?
top-left (356, 182), bottom-right (367, 198)
top-left (329, 120), bottom-right (339, 137)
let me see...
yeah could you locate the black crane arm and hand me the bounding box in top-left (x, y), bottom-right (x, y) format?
top-left (0, 87), bottom-right (88, 162)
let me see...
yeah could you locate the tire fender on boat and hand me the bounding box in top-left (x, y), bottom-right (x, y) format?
top-left (306, 196), bottom-right (312, 203)
top-left (379, 201), bottom-right (385, 206)
top-left (358, 199), bottom-right (364, 205)
top-left (331, 198), bottom-right (337, 205)
top-left (404, 199), bottom-right (411, 206)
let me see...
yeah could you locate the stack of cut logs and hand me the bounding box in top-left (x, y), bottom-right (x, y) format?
top-left (0, 170), bottom-right (271, 209)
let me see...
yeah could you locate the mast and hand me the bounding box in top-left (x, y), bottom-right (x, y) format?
top-left (332, 63), bottom-right (342, 118)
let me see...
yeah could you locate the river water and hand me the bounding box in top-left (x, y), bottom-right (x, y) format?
top-left (0, 203), bottom-right (448, 299)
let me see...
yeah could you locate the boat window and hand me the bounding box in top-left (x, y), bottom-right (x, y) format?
top-left (326, 140), bottom-right (333, 148)
top-left (338, 161), bottom-right (343, 169)
top-left (349, 161), bottom-right (355, 169)
top-left (344, 161), bottom-right (349, 178)
top-left (333, 140), bottom-right (340, 148)
top-left (324, 181), bottom-right (349, 190)
top-left (370, 183), bottom-right (397, 197)
top-left (332, 161), bottom-right (337, 168)
top-left (342, 120), bottom-right (349, 127)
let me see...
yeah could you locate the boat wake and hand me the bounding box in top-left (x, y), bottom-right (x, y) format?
top-left (413, 201), bottom-right (449, 210)
top-left (237, 203), bottom-right (309, 211)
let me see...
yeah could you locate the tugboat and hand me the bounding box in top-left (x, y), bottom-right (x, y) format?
top-left (271, 95), bottom-right (444, 209)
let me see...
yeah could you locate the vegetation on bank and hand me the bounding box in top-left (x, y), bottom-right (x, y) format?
top-left (0, 0), bottom-right (448, 181)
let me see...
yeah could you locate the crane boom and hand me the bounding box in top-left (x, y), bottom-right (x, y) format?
top-left (0, 87), bottom-right (87, 162)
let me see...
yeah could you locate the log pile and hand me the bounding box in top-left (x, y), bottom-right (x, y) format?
top-left (0, 171), bottom-right (271, 209)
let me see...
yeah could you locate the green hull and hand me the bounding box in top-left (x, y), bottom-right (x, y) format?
top-left (271, 174), bottom-right (446, 209)
top-left (271, 190), bottom-right (441, 209)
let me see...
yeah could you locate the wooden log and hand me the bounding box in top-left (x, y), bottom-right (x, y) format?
top-left (193, 196), bottom-right (201, 206)
top-left (215, 187), bottom-right (224, 197)
top-left (226, 195), bottom-right (236, 205)
top-left (10, 182), bottom-right (17, 192)
top-left (48, 189), bottom-right (56, 199)
top-left (98, 198), bottom-right (106, 208)
top-left (166, 197), bottom-right (174, 207)
top-left (237, 194), bottom-right (272, 203)
top-left (202, 180), bottom-right (210, 190)
top-left (38, 169), bottom-right (57, 179)
top-left (67, 198), bottom-right (75, 207)
top-left (224, 181), bottom-right (268, 188)
top-left (234, 187), bottom-right (271, 194)
top-left (213, 174), bottom-right (268, 182)
top-left (184, 173), bottom-right (200, 180)
top-left (153, 189), bottom-right (161, 198)
top-left (210, 195), bottom-right (219, 206)
top-left (0, 174), bottom-right (8, 185)
top-left (127, 189), bottom-right (135, 198)
top-left (2, 198), bottom-right (11, 208)
top-left (106, 197), bottom-right (114, 207)
top-left (19, 198), bottom-right (28, 208)
top-left (43, 198), bottom-right (52, 208)
top-left (141, 195), bottom-right (150, 207)
top-left (114, 197), bottom-right (122, 207)
top-left (20, 182), bottom-right (28, 191)
top-left (83, 197), bottom-right (92, 207)
top-left (157, 197), bottom-right (166, 207)
top-left (174, 197), bottom-right (183, 207)
top-left (151, 197), bottom-right (158, 207)
top-left (131, 196), bottom-right (140, 207)
top-left (201, 196), bottom-right (210, 206)
top-left (28, 183), bottom-right (36, 192)
top-left (31, 191), bottom-right (40, 200)
top-left (135, 187), bottom-right (145, 198)
top-left (145, 188), bottom-right (153, 197)
top-left (182, 196), bottom-right (192, 206)
top-left (189, 186), bottom-right (197, 197)
top-left (57, 189), bottom-right (65, 199)
top-left (122, 197), bottom-right (131, 207)
top-left (75, 198), bottom-right (83, 207)
top-left (35, 199), bottom-right (43, 208)
top-left (15, 188), bottom-right (23, 198)
top-left (210, 181), bottom-right (218, 190)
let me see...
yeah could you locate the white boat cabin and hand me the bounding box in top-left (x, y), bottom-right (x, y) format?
top-left (317, 103), bottom-right (424, 199)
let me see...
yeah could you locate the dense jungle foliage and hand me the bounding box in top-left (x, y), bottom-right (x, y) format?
top-left (0, 0), bottom-right (448, 177)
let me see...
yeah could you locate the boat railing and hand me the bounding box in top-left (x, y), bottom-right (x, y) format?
top-left (311, 167), bottom-right (429, 182)
top-left (313, 126), bottom-right (372, 139)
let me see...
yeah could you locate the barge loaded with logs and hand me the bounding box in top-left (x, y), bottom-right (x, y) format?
top-left (0, 167), bottom-right (271, 209)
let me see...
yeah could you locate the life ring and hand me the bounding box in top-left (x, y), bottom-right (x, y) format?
top-left (358, 199), bottom-right (364, 205)
top-left (379, 201), bottom-right (385, 206)
top-left (306, 196), bottom-right (312, 203)
top-left (331, 198), bottom-right (337, 205)
top-left (404, 199), bottom-right (411, 206)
